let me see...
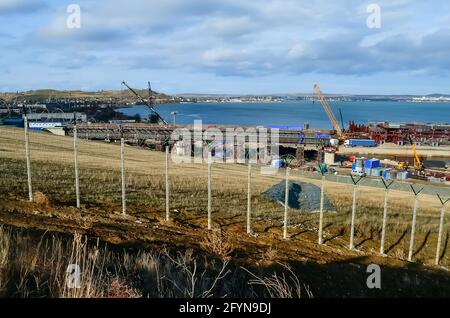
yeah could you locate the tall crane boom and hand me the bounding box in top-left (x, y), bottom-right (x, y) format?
top-left (121, 81), bottom-right (167, 125)
top-left (407, 136), bottom-right (424, 170)
top-left (411, 144), bottom-right (424, 170)
top-left (313, 84), bottom-right (343, 136)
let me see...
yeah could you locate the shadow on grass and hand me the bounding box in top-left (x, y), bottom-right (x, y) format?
top-left (412, 230), bottom-right (431, 258)
top-left (323, 227), bottom-right (345, 244)
top-left (355, 234), bottom-right (374, 249)
top-left (386, 229), bottom-right (408, 254)
top-left (439, 231), bottom-right (449, 263)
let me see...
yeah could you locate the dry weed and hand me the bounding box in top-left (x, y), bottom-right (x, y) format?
top-left (201, 229), bottom-right (235, 260)
top-left (242, 263), bottom-right (313, 298)
top-left (262, 246), bottom-right (278, 262)
top-left (107, 277), bottom-right (142, 298)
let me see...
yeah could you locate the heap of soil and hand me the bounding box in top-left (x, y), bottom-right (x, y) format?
top-left (263, 180), bottom-right (335, 212)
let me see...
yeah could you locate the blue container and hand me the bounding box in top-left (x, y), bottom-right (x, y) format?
top-left (271, 159), bottom-right (285, 168)
top-left (365, 158), bottom-right (380, 169)
top-left (2, 117), bottom-right (24, 127)
top-left (352, 163), bottom-right (356, 170)
top-left (346, 139), bottom-right (377, 147)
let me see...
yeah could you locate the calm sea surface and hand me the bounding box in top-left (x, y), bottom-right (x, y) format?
top-left (118, 101), bottom-right (450, 129)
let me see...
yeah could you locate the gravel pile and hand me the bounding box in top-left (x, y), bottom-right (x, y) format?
top-left (262, 180), bottom-right (335, 212)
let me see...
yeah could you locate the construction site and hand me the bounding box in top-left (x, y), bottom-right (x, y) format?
top-left (37, 83), bottom-right (448, 186)
top-left (1, 82), bottom-right (450, 298)
top-left (2, 81), bottom-right (449, 194)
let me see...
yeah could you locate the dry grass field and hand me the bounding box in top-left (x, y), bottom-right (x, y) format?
top-left (1, 125), bottom-right (450, 297)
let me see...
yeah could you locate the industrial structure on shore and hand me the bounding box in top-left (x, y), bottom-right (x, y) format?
top-left (1, 83), bottom-right (449, 184)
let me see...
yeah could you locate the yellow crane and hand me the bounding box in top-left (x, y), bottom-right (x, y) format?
top-left (396, 138), bottom-right (424, 170)
top-left (411, 143), bottom-right (424, 170)
top-left (313, 84), bottom-right (343, 137)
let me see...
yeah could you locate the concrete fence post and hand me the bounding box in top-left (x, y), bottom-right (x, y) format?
top-left (120, 135), bottom-right (126, 215)
top-left (379, 189), bottom-right (389, 254)
top-left (165, 146), bottom-right (170, 221)
top-left (207, 152), bottom-right (212, 230)
top-left (247, 161), bottom-right (252, 235)
top-left (349, 175), bottom-right (363, 250)
top-left (349, 185), bottom-right (358, 250)
top-left (283, 167), bottom-right (290, 240)
top-left (408, 185), bottom-right (423, 262)
top-left (318, 175), bottom-right (325, 244)
top-left (24, 114), bottom-right (33, 202)
top-left (380, 179), bottom-right (394, 255)
top-left (73, 124), bottom-right (80, 208)
top-left (435, 194), bottom-right (449, 266)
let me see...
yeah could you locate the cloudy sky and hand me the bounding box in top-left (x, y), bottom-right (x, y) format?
top-left (1, 0), bottom-right (450, 94)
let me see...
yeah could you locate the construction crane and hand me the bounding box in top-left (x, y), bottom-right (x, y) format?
top-left (313, 84), bottom-right (343, 137)
top-left (397, 137), bottom-right (424, 170)
top-left (408, 136), bottom-right (424, 170)
top-left (411, 143), bottom-right (424, 170)
top-left (121, 81), bottom-right (168, 125)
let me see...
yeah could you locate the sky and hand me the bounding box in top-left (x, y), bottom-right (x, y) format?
top-left (1, 0), bottom-right (450, 95)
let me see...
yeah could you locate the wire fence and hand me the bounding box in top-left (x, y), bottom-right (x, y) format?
top-left (0, 122), bottom-right (449, 267)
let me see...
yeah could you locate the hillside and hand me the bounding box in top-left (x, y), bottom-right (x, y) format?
top-left (0, 87), bottom-right (179, 104)
top-left (1, 126), bottom-right (450, 297)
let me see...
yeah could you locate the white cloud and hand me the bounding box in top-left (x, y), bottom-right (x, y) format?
top-left (2, 0), bottom-right (450, 93)
top-left (0, 0), bottom-right (45, 14)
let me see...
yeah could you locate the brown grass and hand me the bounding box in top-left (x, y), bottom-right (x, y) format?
top-left (0, 225), bottom-right (313, 298)
top-left (0, 126), bottom-right (449, 267)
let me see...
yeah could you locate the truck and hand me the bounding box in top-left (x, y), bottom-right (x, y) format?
top-left (351, 157), bottom-right (366, 177)
top-left (344, 139), bottom-right (377, 147)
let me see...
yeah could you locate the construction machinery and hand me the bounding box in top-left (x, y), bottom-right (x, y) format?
top-left (411, 143), bottom-right (424, 170)
top-left (396, 137), bottom-right (424, 171)
top-left (121, 81), bottom-right (168, 125)
top-left (396, 161), bottom-right (409, 170)
top-left (313, 84), bottom-right (343, 137)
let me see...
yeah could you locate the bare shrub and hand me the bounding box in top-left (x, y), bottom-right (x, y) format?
top-left (262, 246), bottom-right (278, 262)
top-left (0, 226), bottom-right (316, 298)
top-left (201, 229), bottom-right (234, 260)
top-left (162, 249), bottom-right (231, 298)
top-left (108, 277), bottom-right (141, 298)
top-left (241, 263), bottom-right (313, 298)
top-left (0, 226), bottom-right (11, 295)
